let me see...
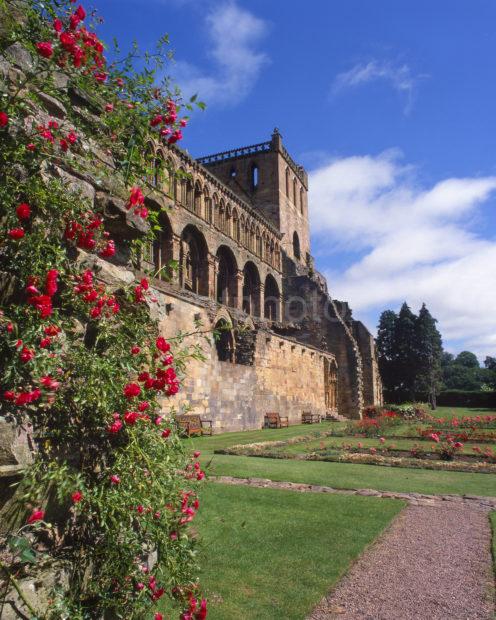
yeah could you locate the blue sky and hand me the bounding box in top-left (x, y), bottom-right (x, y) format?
top-left (98, 0), bottom-right (496, 359)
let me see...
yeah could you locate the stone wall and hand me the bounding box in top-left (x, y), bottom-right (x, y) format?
top-left (149, 282), bottom-right (335, 432)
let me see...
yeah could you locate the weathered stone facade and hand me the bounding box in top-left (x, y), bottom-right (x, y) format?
top-left (135, 129), bottom-right (383, 426)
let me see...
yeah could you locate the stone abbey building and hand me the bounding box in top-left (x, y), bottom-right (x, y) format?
top-left (138, 129), bottom-right (383, 430)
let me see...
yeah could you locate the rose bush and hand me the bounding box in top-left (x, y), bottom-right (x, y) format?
top-left (0, 0), bottom-right (207, 617)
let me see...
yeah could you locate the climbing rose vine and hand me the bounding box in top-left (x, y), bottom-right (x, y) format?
top-left (0, 0), bottom-right (207, 617)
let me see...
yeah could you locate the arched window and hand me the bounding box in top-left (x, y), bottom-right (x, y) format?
top-left (293, 178), bottom-right (298, 208)
top-left (164, 159), bottom-right (174, 197)
top-left (214, 319), bottom-right (234, 362)
top-left (194, 182), bottom-right (203, 216)
top-left (275, 244), bottom-right (281, 270)
top-left (153, 213), bottom-right (173, 280)
top-left (242, 261), bottom-right (261, 316)
top-left (225, 205), bottom-right (232, 236)
top-left (186, 179), bottom-right (194, 210)
top-left (249, 223), bottom-right (255, 252)
top-left (153, 156), bottom-right (163, 188)
top-left (180, 225), bottom-right (209, 296)
top-left (255, 228), bottom-right (262, 257)
top-left (204, 189), bottom-right (212, 223)
top-left (218, 200), bottom-right (226, 233)
top-left (251, 163), bottom-right (259, 190)
top-left (269, 240), bottom-right (275, 267)
top-left (285, 167), bottom-right (290, 197)
top-left (216, 246), bottom-right (238, 307)
top-left (300, 187), bottom-right (304, 215)
top-left (264, 274), bottom-right (280, 321)
top-left (212, 194), bottom-right (219, 228)
top-left (293, 231), bottom-right (301, 260)
top-left (232, 209), bottom-right (240, 242)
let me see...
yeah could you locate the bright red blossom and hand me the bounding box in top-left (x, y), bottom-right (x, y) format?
top-left (27, 509), bottom-right (45, 524)
top-left (16, 203), bottom-right (31, 220)
top-left (0, 111), bottom-right (8, 127)
top-left (8, 228), bottom-right (25, 239)
top-left (36, 42), bottom-right (53, 58)
top-left (71, 491), bottom-right (83, 503)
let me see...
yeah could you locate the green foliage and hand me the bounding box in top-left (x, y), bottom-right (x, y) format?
top-left (0, 0), bottom-right (208, 617)
top-left (376, 302), bottom-right (443, 403)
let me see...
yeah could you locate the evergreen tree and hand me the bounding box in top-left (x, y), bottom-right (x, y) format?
top-left (376, 310), bottom-right (398, 396)
top-left (393, 302), bottom-right (418, 401)
top-left (414, 303), bottom-right (443, 408)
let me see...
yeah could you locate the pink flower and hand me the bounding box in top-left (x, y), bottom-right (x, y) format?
top-left (27, 509), bottom-right (44, 524)
top-left (369, 447), bottom-right (377, 454)
top-left (36, 42), bottom-right (53, 58)
top-left (193, 451), bottom-right (201, 458)
top-left (155, 613), bottom-right (164, 620)
top-left (128, 186), bottom-right (144, 207)
top-left (40, 376), bottom-right (61, 390)
top-left (16, 203), bottom-right (31, 220)
top-left (67, 131), bottom-right (78, 145)
top-left (123, 382), bottom-right (141, 399)
top-left (110, 474), bottom-right (120, 484)
top-left (453, 441), bottom-right (463, 449)
top-left (379, 437), bottom-right (386, 444)
top-left (99, 240), bottom-right (116, 257)
top-left (0, 111), bottom-right (8, 127)
top-left (104, 103), bottom-right (114, 112)
top-left (429, 433), bottom-right (440, 443)
top-left (71, 491), bottom-right (83, 503)
top-left (8, 228), bottom-right (25, 239)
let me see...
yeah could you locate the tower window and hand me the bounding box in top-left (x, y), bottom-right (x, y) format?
top-left (251, 164), bottom-right (259, 189)
top-left (293, 231), bottom-right (301, 260)
top-left (230, 167), bottom-right (237, 178)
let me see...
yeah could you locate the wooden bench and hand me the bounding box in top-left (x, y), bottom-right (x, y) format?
top-left (302, 411), bottom-right (321, 424)
top-left (264, 412), bottom-right (288, 429)
top-left (176, 414), bottom-right (213, 437)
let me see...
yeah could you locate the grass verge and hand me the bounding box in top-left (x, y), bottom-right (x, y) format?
top-left (204, 454), bottom-right (496, 497)
top-left (191, 483), bottom-right (404, 620)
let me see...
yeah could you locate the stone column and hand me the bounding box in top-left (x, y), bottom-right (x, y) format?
top-left (207, 253), bottom-right (218, 300)
top-left (235, 270), bottom-right (244, 310)
top-left (256, 282), bottom-right (265, 318)
top-left (171, 234), bottom-right (181, 285)
top-left (277, 294), bottom-right (283, 322)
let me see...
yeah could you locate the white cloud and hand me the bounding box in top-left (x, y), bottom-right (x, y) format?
top-left (309, 151), bottom-right (496, 358)
top-left (331, 60), bottom-right (424, 114)
top-left (174, 1), bottom-right (269, 106)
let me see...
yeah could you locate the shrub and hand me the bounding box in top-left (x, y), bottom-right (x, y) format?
top-left (385, 402), bottom-right (428, 421)
top-left (437, 390), bottom-right (496, 408)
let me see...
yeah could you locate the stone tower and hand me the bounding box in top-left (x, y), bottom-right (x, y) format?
top-left (197, 129), bottom-right (310, 267)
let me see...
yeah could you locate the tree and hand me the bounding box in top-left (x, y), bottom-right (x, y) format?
top-left (414, 303), bottom-right (443, 408)
top-left (376, 310), bottom-right (398, 395)
top-left (454, 351), bottom-right (480, 368)
top-left (393, 302), bottom-right (418, 401)
top-left (484, 356), bottom-right (496, 370)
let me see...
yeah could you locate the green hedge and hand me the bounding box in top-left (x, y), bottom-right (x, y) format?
top-left (437, 390), bottom-right (496, 408)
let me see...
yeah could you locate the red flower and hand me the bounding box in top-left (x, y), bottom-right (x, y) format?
top-left (44, 325), bottom-right (61, 336)
top-left (16, 203), bottom-right (31, 220)
top-left (26, 143), bottom-right (36, 151)
top-left (27, 509), bottom-right (45, 524)
top-left (196, 598), bottom-right (207, 620)
top-left (193, 451), bottom-right (201, 458)
top-left (6, 322), bottom-right (14, 333)
top-left (138, 401), bottom-right (150, 411)
top-left (20, 346), bottom-right (35, 363)
top-left (156, 337), bottom-right (170, 353)
top-left (150, 114), bottom-right (163, 127)
top-left (36, 42), bottom-right (53, 58)
top-left (123, 382), bottom-right (141, 399)
top-left (124, 411), bottom-right (139, 425)
top-left (3, 390), bottom-right (16, 401)
top-left (59, 138), bottom-right (69, 152)
top-left (0, 111), bottom-right (8, 127)
top-left (161, 429), bottom-right (171, 438)
top-left (128, 186), bottom-right (144, 207)
top-left (108, 419), bottom-right (123, 434)
top-left (155, 613), bottom-right (164, 620)
top-left (40, 376), bottom-right (61, 390)
top-left (53, 18), bottom-right (63, 32)
top-left (39, 337), bottom-right (51, 349)
top-left (75, 5), bottom-right (86, 20)
top-left (110, 474), bottom-right (120, 485)
top-left (104, 103), bottom-right (114, 112)
top-left (8, 228), bottom-right (25, 239)
top-left (67, 131), bottom-right (78, 145)
top-left (71, 490), bottom-right (83, 503)
top-left (45, 269), bottom-right (59, 296)
top-left (99, 240), bottom-right (115, 258)
top-left (131, 345), bottom-right (141, 355)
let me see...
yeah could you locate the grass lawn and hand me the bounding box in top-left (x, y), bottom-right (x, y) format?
top-left (203, 454), bottom-right (496, 497)
top-left (191, 483), bottom-right (403, 620)
top-left (491, 512), bottom-right (496, 571)
top-left (428, 406), bottom-right (496, 419)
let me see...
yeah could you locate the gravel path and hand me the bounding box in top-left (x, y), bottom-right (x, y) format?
top-left (308, 504), bottom-right (495, 620)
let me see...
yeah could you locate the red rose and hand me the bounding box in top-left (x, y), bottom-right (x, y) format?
top-left (0, 111), bottom-right (8, 127)
top-left (123, 383), bottom-right (141, 399)
top-left (54, 18), bottom-right (63, 32)
top-left (99, 240), bottom-right (115, 258)
top-left (124, 411), bottom-right (139, 425)
top-left (45, 269), bottom-right (59, 296)
top-left (71, 490), bottom-right (83, 503)
top-left (131, 346), bottom-right (141, 355)
top-left (19, 346), bottom-right (35, 363)
top-left (8, 228), bottom-right (25, 239)
top-left (27, 509), bottom-right (45, 524)
top-left (60, 31), bottom-right (76, 52)
top-left (36, 42), bottom-right (53, 58)
top-left (16, 203), bottom-right (31, 220)
top-left (3, 390), bottom-right (16, 401)
top-left (67, 131), bottom-right (78, 144)
top-left (161, 429), bottom-right (171, 438)
top-left (156, 337), bottom-right (170, 353)
top-left (39, 337), bottom-right (51, 349)
top-left (75, 5), bottom-right (86, 20)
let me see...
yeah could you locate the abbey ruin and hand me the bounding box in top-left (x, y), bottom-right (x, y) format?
top-left (141, 129), bottom-right (383, 430)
